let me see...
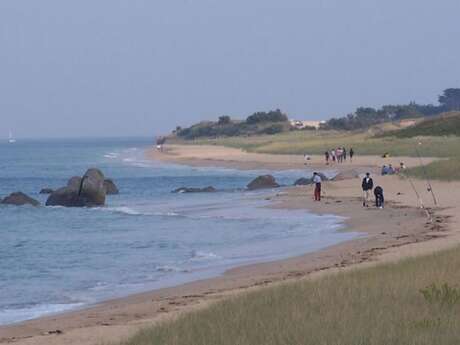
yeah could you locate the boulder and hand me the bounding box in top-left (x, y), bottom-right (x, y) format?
top-left (103, 179), bottom-right (119, 195)
top-left (67, 176), bottom-right (82, 191)
top-left (172, 186), bottom-right (217, 193)
top-left (294, 177), bottom-right (313, 186)
top-left (332, 170), bottom-right (360, 181)
top-left (247, 175), bottom-right (280, 190)
top-left (39, 188), bottom-right (54, 194)
top-left (79, 168), bottom-right (106, 206)
top-left (1, 192), bottom-right (40, 206)
top-left (46, 168), bottom-right (106, 207)
top-left (317, 172), bottom-right (329, 181)
top-left (85, 168), bottom-right (105, 181)
top-left (294, 173), bottom-right (329, 186)
top-left (46, 187), bottom-right (85, 207)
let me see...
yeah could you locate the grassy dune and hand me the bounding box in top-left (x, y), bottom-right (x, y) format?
top-left (405, 157), bottom-right (460, 181)
top-left (119, 248), bottom-right (460, 345)
top-left (382, 112), bottom-right (460, 138)
top-left (189, 131), bottom-right (460, 158)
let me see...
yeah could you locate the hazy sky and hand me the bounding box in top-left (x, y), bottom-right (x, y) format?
top-left (1, 0), bottom-right (460, 138)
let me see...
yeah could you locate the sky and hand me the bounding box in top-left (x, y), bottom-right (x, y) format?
top-left (1, 0), bottom-right (460, 139)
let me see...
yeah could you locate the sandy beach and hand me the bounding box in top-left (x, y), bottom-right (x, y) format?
top-left (1, 144), bottom-right (458, 345)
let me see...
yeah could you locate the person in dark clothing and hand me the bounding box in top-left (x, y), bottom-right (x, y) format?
top-left (343, 147), bottom-right (347, 161)
top-left (313, 172), bottom-right (322, 201)
top-left (349, 148), bottom-right (354, 162)
top-left (325, 151), bottom-right (330, 165)
top-left (361, 172), bottom-right (374, 207)
top-left (374, 186), bottom-right (384, 208)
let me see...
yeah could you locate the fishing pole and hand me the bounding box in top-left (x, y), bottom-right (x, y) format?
top-left (401, 172), bottom-right (432, 222)
top-left (415, 141), bottom-right (438, 206)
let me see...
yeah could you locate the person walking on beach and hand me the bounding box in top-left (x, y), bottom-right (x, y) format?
top-left (349, 148), bottom-right (354, 162)
top-left (343, 147), bottom-right (347, 161)
top-left (325, 151), bottom-right (330, 165)
top-left (313, 172), bottom-right (322, 201)
top-left (361, 172), bottom-right (373, 207)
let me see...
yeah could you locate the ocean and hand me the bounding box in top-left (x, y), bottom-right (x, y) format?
top-left (0, 138), bottom-right (359, 325)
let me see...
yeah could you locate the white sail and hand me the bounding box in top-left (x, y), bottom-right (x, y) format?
top-left (8, 130), bottom-right (16, 143)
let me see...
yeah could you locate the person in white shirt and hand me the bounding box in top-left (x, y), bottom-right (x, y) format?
top-left (313, 172), bottom-right (322, 201)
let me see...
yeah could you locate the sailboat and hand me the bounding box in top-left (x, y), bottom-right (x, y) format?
top-left (8, 130), bottom-right (16, 143)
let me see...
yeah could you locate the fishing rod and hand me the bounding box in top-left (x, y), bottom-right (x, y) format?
top-left (415, 141), bottom-right (438, 206)
top-left (401, 172), bottom-right (432, 222)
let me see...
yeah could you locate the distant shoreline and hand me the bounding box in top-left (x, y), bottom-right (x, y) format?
top-left (1, 145), bottom-right (455, 345)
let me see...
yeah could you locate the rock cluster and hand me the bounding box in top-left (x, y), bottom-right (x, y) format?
top-left (46, 168), bottom-right (119, 207)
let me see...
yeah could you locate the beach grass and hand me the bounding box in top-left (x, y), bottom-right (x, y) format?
top-left (118, 247), bottom-right (460, 345)
top-left (405, 157), bottom-right (460, 181)
top-left (187, 131), bottom-right (460, 158)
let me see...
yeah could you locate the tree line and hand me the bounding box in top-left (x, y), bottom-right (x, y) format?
top-left (174, 109), bottom-right (289, 140)
top-left (324, 88), bottom-right (460, 130)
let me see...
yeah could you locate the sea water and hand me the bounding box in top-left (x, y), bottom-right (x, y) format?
top-left (0, 138), bottom-right (359, 325)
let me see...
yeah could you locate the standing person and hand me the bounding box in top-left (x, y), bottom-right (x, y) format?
top-left (374, 186), bottom-right (384, 208)
top-left (325, 151), bottom-right (330, 165)
top-left (343, 147), bottom-right (347, 161)
top-left (313, 172), bottom-right (322, 201)
top-left (331, 150), bottom-right (336, 163)
top-left (336, 147), bottom-right (342, 163)
top-left (361, 172), bottom-right (373, 207)
top-left (349, 148), bottom-right (354, 163)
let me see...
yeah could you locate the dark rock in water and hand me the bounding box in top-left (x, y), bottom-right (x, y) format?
top-left (294, 173), bottom-right (329, 186)
top-left (173, 186), bottom-right (217, 193)
top-left (103, 179), bottom-right (119, 195)
top-left (1, 192), bottom-right (40, 206)
top-left (46, 168), bottom-right (106, 207)
top-left (294, 177), bottom-right (313, 186)
top-left (67, 176), bottom-right (82, 191)
top-left (317, 172), bottom-right (329, 181)
top-left (85, 168), bottom-right (105, 182)
top-left (46, 187), bottom-right (84, 207)
top-left (39, 188), bottom-right (54, 194)
top-left (332, 170), bottom-right (360, 181)
top-left (79, 168), bottom-right (106, 206)
top-left (247, 175), bottom-right (280, 190)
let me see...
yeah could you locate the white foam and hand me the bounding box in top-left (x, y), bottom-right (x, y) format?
top-left (0, 303), bottom-right (84, 326)
top-left (190, 250), bottom-right (221, 261)
top-left (107, 206), bottom-right (142, 216)
top-left (104, 152), bottom-right (119, 159)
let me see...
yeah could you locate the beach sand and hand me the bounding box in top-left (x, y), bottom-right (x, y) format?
top-left (1, 145), bottom-right (458, 345)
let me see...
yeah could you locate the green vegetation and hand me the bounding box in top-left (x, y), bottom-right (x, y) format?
top-left (174, 110), bottom-right (290, 140)
top-left (381, 112), bottom-right (460, 138)
top-left (405, 157), bottom-right (460, 181)
top-left (188, 130), bottom-right (460, 158)
top-left (324, 88), bottom-right (460, 130)
top-left (119, 247), bottom-right (460, 345)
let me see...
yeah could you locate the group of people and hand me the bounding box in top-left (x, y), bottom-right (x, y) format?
top-left (381, 162), bottom-right (406, 175)
top-left (325, 147), bottom-right (354, 165)
top-left (311, 171), bottom-right (384, 208)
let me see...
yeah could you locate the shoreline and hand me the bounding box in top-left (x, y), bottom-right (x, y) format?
top-left (1, 145), bottom-right (457, 345)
